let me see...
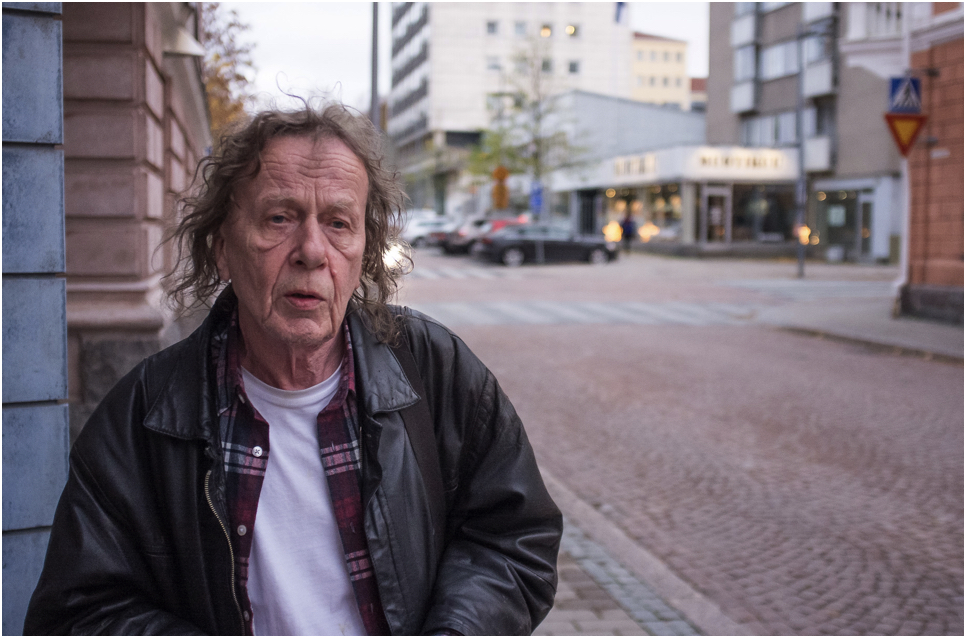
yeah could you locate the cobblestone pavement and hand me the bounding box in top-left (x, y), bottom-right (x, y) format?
top-left (536, 520), bottom-right (700, 636)
top-left (399, 251), bottom-right (964, 636)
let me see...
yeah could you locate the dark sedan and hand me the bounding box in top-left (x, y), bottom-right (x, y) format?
top-left (475, 224), bottom-right (619, 267)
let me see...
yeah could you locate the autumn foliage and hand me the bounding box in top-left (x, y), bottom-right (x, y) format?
top-left (200, 3), bottom-right (256, 138)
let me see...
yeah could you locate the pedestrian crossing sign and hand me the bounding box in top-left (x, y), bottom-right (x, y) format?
top-left (889, 77), bottom-right (922, 114)
top-left (884, 112), bottom-right (928, 156)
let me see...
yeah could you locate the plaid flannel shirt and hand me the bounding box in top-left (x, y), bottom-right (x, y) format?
top-left (211, 309), bottom-right (389, 635)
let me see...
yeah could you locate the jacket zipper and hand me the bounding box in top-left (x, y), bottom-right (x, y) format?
top-left (205, 469), bottom-right (245, 634)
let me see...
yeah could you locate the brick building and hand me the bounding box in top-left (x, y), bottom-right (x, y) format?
top-left (901, 3), bottom-right (964, 322)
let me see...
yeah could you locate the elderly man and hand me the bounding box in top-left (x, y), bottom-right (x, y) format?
top-left (25, 105), bottom-right (561, 636)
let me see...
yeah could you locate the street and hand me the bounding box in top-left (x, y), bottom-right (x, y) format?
top-left (397, 248), bottom-right (964, 636)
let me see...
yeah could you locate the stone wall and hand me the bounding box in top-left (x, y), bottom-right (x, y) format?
top-left (2, 3), bottom-right (70, 633)
top-left (63, 2), bottom-right (211, 439)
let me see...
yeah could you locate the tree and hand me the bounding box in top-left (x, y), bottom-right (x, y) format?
top-left (200, 3), bottom-right (256, 138)
top-left (468, 37), bottom-right (587, 214)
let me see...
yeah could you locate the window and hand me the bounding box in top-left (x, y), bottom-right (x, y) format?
top-left (540, 23), bottom-right (552, 37)
top-left (637, 50), bottom-right (643, 61)
top-left (486, 56), bottom-right (501, 71)
top-left (566, 24), bottom-right (578, 37)
top-left (734, 45), bottom-right (756, 81)
top-left (676, 52), bottom-right (683, 63)
top-left (663, 51), bottom-right (670, 62)
top-left (514, 21), bottom-right (526, 36)
top-left (734, 2), bottom-right (757, 17)
top-left (761, 2), bottom-right (791, 12)
top-left (486, 20), bottom-right (498, 35)
top-left (637, 75), bottom-right (644, 86)
top-left (541, 58), bottom-right (553, 73)
top-left (804, 34), bottom-right (832, 64)
top-left (650, 51), bottom-right (657, 62)
top-left (650, 76), bottom-right (656, 86)
top-left (515, 59), bottom-right (527, 74)
top-left (759, 40), bottom-right (799, 80)
top-left (776, 111), bottom-right (797, 145)
top-left (569, 60), bottom-right (580, 74)
top-left (675, 77), bottom-right (682, 87)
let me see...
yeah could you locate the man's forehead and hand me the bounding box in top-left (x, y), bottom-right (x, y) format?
top-left (239, 135), bottom-right (368, 194)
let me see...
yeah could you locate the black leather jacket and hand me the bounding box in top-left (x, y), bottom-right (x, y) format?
top-left (25, 296), bottom-right (561, 635)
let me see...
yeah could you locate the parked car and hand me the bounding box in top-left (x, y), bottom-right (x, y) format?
top-left (442, 216), bottom-right (524, 254)
top-left (475, 223), bottom-right (619, 267)
top-left (401, 215), bottom-right (457, 247)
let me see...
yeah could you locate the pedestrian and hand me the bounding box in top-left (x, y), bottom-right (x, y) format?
top-left (24, 103), bottom-right (562, 636)
top-left (621, 211), bottom-right (638, 253)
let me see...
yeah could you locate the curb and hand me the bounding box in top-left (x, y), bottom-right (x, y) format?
top-left (772, 325), bottom-right (964, 364)
top-left (542, 471), bottom-right (761, 636)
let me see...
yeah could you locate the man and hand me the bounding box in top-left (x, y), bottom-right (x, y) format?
top-left (25, 104), bottom-right (561, 635)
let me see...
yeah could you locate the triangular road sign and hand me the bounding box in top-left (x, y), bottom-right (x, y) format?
top-left (884, 113), bottom-right (928, 156)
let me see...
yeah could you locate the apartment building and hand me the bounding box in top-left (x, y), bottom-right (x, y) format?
top-left (707, 2), bottom-right (911, 262)
top-left (630, 32), bottom-right (690, 110)
top-left (388, 2), bottom-right (631, 215)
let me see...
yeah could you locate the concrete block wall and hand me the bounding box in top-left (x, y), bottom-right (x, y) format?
top-left (1, 2), bottom-right (69, 634)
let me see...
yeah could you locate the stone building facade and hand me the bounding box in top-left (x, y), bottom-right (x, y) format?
top-left (2, 3), bottom-right (210, 633)
top-left (63, 2), bottom-right (211, 439)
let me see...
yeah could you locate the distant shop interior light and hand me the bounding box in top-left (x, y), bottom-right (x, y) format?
top-left (541, 24), bottom-right (552, 37)
top-left (817, 191), bottom-right (826, 201)
top-left (606, 188), bottom-right (616, 198)
top-left (566, 24), bottom-right (578, 36)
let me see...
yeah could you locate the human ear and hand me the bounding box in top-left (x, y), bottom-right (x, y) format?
top-left (213, 226), bottom-right (231, 282)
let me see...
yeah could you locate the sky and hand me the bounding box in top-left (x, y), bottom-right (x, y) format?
top-left (224, 2), bottom-right (711, 113)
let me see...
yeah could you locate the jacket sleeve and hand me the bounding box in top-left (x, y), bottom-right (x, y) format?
top-left (23, 377), bottom-right (206, 636)
top-left (420, 362), bottom-right (562, 636)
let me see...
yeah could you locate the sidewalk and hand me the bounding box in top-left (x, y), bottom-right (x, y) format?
top-left (755, 296), bottom-right (963, 362)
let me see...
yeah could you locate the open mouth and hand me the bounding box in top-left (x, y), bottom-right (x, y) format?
top-left (285, 292), bottom-right (323, 309)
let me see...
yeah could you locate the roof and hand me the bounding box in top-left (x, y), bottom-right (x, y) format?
top-left (632, 31), bottom-right (686, 44)
top-left (691, 77), bottom-right (707, 92)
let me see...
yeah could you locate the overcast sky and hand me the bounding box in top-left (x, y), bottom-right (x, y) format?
top-left (224, 2), bottom-right (711, 113)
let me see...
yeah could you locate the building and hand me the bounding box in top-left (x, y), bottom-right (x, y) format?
top-left (2, 4), bottom-right (211, 633)
top-left (388, 1), bottom-right (632, 215)
top-left (629, 32), bottom-right (690, 110)
top-left (901, 3), bottom-right (963, 322)
top-left (690, 77), bottom-right (708, 112)
top-left (707, 2), bottom-right (910, 263)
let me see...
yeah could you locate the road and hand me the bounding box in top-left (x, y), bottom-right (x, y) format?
top-left (397, 247), bottom-right (964, 636)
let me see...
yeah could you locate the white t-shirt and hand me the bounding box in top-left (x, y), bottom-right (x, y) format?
top-left (241, 366), bottom-right (366, 637)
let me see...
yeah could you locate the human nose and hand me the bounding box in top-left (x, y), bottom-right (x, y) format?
top-left (292, 219), bottom-right (328, 269)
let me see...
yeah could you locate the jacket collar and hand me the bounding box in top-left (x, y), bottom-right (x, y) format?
top-left (141, 292), bottom-right (418, 441)
top-left (347, 309), bottom-right (420, 416)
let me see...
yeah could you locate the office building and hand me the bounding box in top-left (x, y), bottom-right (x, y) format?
top-left (630, 32), bottom-right (690, 110)
top-left (388, 2), bottom-right (632, 215)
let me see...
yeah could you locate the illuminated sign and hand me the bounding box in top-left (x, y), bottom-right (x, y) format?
top-left (697, 150), bottom-right (785, 170)
top-left (613, 154), bottom-right (656, 177)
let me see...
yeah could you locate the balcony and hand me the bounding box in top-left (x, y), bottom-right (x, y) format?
top-left (804, 136), bottom-right (832, 172)
top-left (803, 60), bottom-right (834, 97)
top-left (730, 81), bottom-right (756, 114)
top-left (730, 13), bottom-right (756, 47)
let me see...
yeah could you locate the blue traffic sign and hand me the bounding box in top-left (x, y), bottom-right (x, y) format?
top-left (889, 77), bottom-right (922, 114)
top-left (529, 183), bottom-right (543, 213)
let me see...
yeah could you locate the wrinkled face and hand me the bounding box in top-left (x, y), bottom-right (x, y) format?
top-left (214, 135), bottom-right (368, 353)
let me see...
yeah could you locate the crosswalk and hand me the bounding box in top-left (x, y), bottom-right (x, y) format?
top-left (724, 279), bottom-right (894, 300)
top-left (406, 301), bottom-right (757, 327)
top-left (404, 266), bottom-right (511, 280)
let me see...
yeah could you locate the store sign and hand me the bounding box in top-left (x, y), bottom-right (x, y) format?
top-left (696, 150), bottom-right (785, 170)
top-left (613, 153), bottom-right (657, 177)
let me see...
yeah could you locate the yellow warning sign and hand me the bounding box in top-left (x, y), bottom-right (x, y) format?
top-left (884, 113), bottom-right (927, 156)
